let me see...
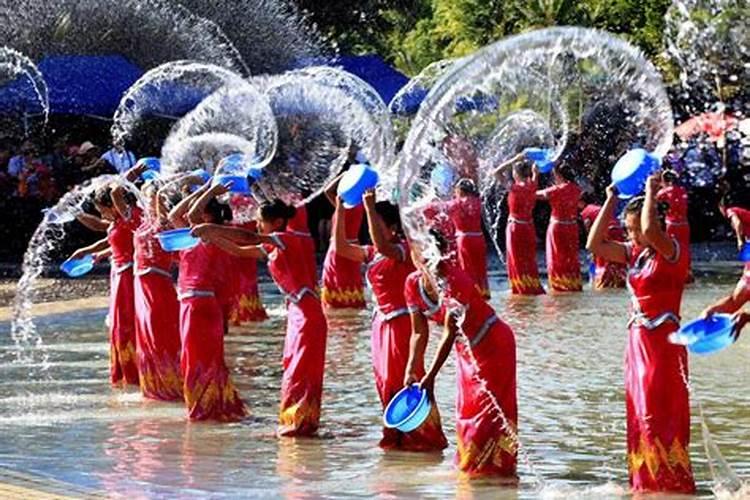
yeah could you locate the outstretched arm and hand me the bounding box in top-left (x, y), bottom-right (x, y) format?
top-left (208, 235), bottom-right (266, 260)
top-left (168, 184), bottom-right (209, 228)
top-left (191, 223), bottom-right (266, 246)
top-left (491, 152), bottom-right (524, 178)
top-left (419, 312), bottom-right (458, 398)
top-left (323, 172), bottom-right (345, 206)
top-left (76, 212), bottom-right (109, 232)
top-left (363, 190), bottom-right (402, 260)
top-left (333, 196), bottom-right (366, 262)
top-left (69, 237), bottom-right (110, 261)
top-left (642, 174), bottom-right (677, 260)
top-left (586, 185), bottom-right (628, 264)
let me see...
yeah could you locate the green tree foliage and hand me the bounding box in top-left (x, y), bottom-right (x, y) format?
top-left (297, 0), bottom-right (676, 75)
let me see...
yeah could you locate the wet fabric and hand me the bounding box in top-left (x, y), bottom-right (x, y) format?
top-left (540, 183), bottom-right (582, 292)
top-left (322, 205), bottom-right (365, 308)
top-left (506, 180), bottom-right (544, 295)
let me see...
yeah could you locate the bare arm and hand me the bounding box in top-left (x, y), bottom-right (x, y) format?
top-left (209, 235), bottom-right (266, 260)
top-left (333, 197), bottom-right (366, 262)
top-left (420, 312), bottom-right (459, 397)
top-left (69, 236), bottom-right (110, 260)
top-left (122, 162), bottom-right (147, 183)
top-left (586, 185), bottom-right (628, 264)
top-left (404, 311), bottom-right (430, 386)
top-left (729, 213), bottom-right (745, 250)
top-left (187, 183), bottom-right (228, 226)
top-left (191, 223), bottom-right (264, 246)
top-left (491, 152), bottom-right (524, 178)
top-left (642, 174), bottom-right (677, 260)
top-left (76, 213), bottom-right (109, 232)
top-left (323, 172), bottom-right (345, 206)
top-left (168, 184), bottom-right (209, 228)
top-left (111, 184), bottom-right (132, 221)
top-left (363, 190), bottom-right (402, 260)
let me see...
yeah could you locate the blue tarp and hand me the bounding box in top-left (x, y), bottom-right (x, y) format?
top-left (335, 54), bottom-right (409, 104)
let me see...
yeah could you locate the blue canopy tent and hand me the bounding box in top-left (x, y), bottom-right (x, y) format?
top-left (335, 54), bottom-right (409, 104)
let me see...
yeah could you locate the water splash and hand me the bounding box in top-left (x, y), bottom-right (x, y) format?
top-left (111, 60), bottom-right (246, 148)
top-left (10, 175), bottom-right (145, 374)
top-left (0, 46), bottom-right (49, 126)
top-left (161, 81), bottom-right (278, 174)
top-left (0, 0), bottom-right (248, 72)
top-left (396, 27), bottom-right (673, 267)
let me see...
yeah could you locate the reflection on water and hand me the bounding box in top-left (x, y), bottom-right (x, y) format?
top-left (0, 275), bottom-right (749, 498)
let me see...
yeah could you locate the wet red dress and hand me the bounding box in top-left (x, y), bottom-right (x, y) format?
top-left (624, 241), bottom-right (694, 494)
top-left (133, 220), bottom-right (182, 400)
top-left (657, 185), bottom-right (692, 281)
top-left (264, 232), bottom-right (328, 436)
top-left (287, 205), bottom-right (318, 288)
top-left (365, 242), bottom-right (448, 451)
top-left (178, 242), bottom-right (248, 422)
top-left (506, 180), bottom-right (544, 295)
top-left (322, 205), bottom-right (365, 308)
top-left (423, 201), bottom-right (458, 263)
top-left (447, 196), bottom-right (490, 299)
top-left (228, 220), bottom-right (268, 325)
top-left (405, 266), bottom-right (518, 477)
top-left (581, 204), bottom-right (626, 289)
top-left (540, 182), bottom-right (582, 291)
top-left (107, 207), bottom-right (142, 387)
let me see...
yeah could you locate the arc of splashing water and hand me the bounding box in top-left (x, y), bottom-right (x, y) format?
top-left (10, 175), bottom-right (147, 375)
top-left (0, 46), bottom-right (49, 126)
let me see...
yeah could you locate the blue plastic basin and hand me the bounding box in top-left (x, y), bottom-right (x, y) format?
top-left (671, 314), bottom-right (736, 356)
top-left (525, 148), bottom-right (554, 174)
top-left (157, 228), bottom-right (200, 252)
top-left (141, 169), bottom-right (159, 181)
top-left (214, 175), bottom-right (252, 194)
top-left (192, 169), bottom-right (212, 183)
top-left (383, 384), bottom-right (431, 432)
top-left (338, 163), bottom-right (379, 208)
top-left (60, 254), bottom-right (94, 278)
top-left (611, 149), bottom-right (660, 198)
top-left (739, 241), bottom-right (750, 262)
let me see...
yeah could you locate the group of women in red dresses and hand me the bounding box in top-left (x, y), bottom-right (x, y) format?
top-left (66, 151), bottom-right (726, 495)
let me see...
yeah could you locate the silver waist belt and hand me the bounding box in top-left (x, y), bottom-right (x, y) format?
top-left (135, 266), bottom-right (171, 279)
top-left (178, 289), bottom-right (215, 300)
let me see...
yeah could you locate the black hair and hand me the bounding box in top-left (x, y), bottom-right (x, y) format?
top-left (94, 185), bottom-right (114, 208)
top-left (622, 196), bottom-right (668, 226)
top-left (205, 198), bottom-right (233, 224)
top-left (512, 159), bottom-right (533, 180)
top-left (455, 177), bottom-right (478, 196)
top-left (259, 199), bottom-right (296, 222)
top-left (374, 201), bottom-right (402, 235)
top-left (662, 169), bottom-right (679, 184)
top-left (553, 164), bottom-right (576, 182)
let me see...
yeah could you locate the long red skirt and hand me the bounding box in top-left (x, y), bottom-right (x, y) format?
top-left (666, 222), bottom-right (693, 283)
top-left (456, 234), bottom-right (490, 300)
top-left (505, 221), bottom-right (544, 295)
top-left (625, 323), bottom-right (695, 494)
top-left (592, 258), bottom-right (626, 289)
top-left (109, 267), bottom-right (139, 386)
top-left (180, 296), bottom-right (248, 422)
top-left (321, 249), bottom-right (365, 309)
top-left (546, 221), bottom-right (582, 292)
top-left (455, 321), bottom-right (518, 477)
top-left (229, 257), bottom-right (268, 325)
top-left (372, 312), bottom-right (448, 451)
top-left (279, 294), bottom-right (328, 436)
top-left (134, 273), bottom-right (182, 401)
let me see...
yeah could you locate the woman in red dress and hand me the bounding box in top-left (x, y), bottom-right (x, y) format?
top-left (657, 170), bottom-right (693, 283)
top-left (446, 179), bottom-right (490, 299)
top-left (587, 175), bottom-right (694, 494)
top-left (702, 200), bottom-right (750, 318)
top-left (581, 203), bottom-right (626, 289)
top-left (502, 158), bottom-right (544, 295)
top-left (537, 165), bottom-right (582, 292)
top-left (287, 203), bottom-right (318, 288)
top-left (404, 238), bottom-right (517, 478)
top-left (332, 191), bottom-right (448, 451)
top-left (132, 180), bottom-right (182, 400)
top-left (71, 182), bottom-right (142, 387)
top-left (227, 195), bottom-right (268, 325)
top-left (168, 183), bottom-right (248, 422)
top-left (194, 199), bottom-right (328, 436)
top-left (321, 175), bottom-right (366, 309)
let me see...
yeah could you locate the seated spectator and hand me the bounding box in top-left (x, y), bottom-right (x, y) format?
top-left (100, 141), bottom-right (136, 173)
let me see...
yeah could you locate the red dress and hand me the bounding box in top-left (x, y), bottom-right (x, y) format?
top-left (133, 220), bottom-right (182, 401)
top-left (178, 242), bottom-right (248, 422)
top-left (264, 232), bottom-right (328, 436)
top-left (287, 205), bottom-right (318, 288)
top-left (581, 204), bottom-right (626, 289)
top-left (447, 196), bottom-right (490, 299)
top-left (506, 180), bottom-right (544, 295)
top-left (364, 242), bottom-right (448, 451)
top-left (625, 241), bottom-right (694, 494)
top-left (228, 220), bottom-right (268, 325)
top-left (322, 205), bottom-right (365, 308)
top-left (540, 182), bottom-right (582, 291)
top-left (423, 201), bottom-right (458, 263)
top-left (405, 266), bottom-right (518, 477)
top-left (106, 208), bottom-right (142, 387)
top-left (657, 186), bottom-right (692, 281)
